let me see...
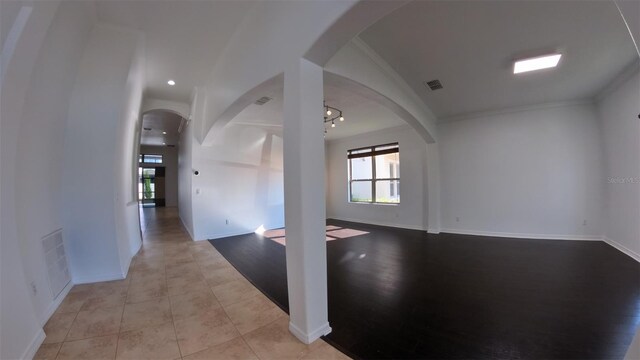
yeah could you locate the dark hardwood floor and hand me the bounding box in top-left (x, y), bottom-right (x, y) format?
top-left (209, 220), bottom-right (640, 359)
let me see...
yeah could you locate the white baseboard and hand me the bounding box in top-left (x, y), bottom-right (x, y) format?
top-left (179, 215), bottom-right (195, 240)
top-left (40, 281), bottom-right (73, 325)
top-left (121, 253), bottom-right (135, 279)
top-left (440, 228), bottom-right (603, 241)
top-left (329, 217), bottom-right (427, 231)
top-left (603, 237), bottom-right (640, 262)
top-left (22, 328), bottom-right (45, 360)
top-left (427, 229), bottom-right (441, 234)
top-left (289, 321), bottom-right (332, 345)
top-left (205, 230), bottom-right (256, 241)
top-left (72, 272), bottom-right (125, 285)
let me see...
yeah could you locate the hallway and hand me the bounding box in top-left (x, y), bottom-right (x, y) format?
top-left (34, 208), bottom-right (347, 360)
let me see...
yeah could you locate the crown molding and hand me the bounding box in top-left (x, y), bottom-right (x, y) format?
top-left (325, 124), bottom-right (413, 145)
top-left (349, 37), bottom-right (439, 123)
top-left (594, 61), bottom-right (640, 103)
top-left (438, 99), bottom-right (595, 124)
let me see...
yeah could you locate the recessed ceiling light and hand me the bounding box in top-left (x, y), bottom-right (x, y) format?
top-left (167, 80), bottom-right (175, 86)
top-left (162, 142), bottom-right (166, 145)
top-left (513, 54), bottom-right (562, 74)
top-left (162, 131), bottom-right (167, 135)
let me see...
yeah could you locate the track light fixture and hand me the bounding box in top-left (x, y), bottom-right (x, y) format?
top-left (323, 101), bottom-right (345, 133)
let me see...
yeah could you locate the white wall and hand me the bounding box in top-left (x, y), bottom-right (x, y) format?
top-left (11, 0), bottom-right (97, 325)
top-left (190, 123), bottom-right (285, 240)
top-left (201, 0), bottom-right (356, 143)
top-left (327, 125), bottom-right (427, 230)
top-left (324, 39), bottom-right (437, 143)
top-left (177, 89), bottom-right (203, 239)
top-left (1, 2), bottom-right (61, 357)
top-left (62, 23), bottom-right (144, 283)
top-left (140, 145), bottom-right (179, 207)
top-left (178, 118), bottom-right (195, 238)
top-left (438, 103), bottom-right (604, 240)
top-left (2, 7), bottom-right (143, 355)
top-left (0, 2), bottom-right (105, 358)
top-left (596, 69), bottom-right (640, 259)
top-left (113, 28), bottom-right (145, 271)
top-left (323, 39), bottom-right (442, 230)
top-left (142, 97), bottom-right (190, 119)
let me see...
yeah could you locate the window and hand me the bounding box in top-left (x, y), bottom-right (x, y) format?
top-left (348, 143), bottom-right (399, 204)
top-left (139, 154), bottom-right (163, 164)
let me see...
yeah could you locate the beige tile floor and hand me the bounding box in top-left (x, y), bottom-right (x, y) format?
top-left (35, 207), bottom-right (349, 360)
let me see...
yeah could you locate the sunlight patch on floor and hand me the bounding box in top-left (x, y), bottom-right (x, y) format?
top-left (263, 226), bottom-right (369, 246)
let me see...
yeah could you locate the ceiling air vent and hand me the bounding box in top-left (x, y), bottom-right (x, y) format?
top-left (424, 79), bottom-right (443, 91)
top-left (254, 96), bottom-right (272, 105)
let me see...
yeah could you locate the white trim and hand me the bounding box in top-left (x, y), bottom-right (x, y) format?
top-left (614, 0), bottom-right (640, 58)
top-left (129, 241), bottom-right (142, 257)
top-left (121, 254), bottom-right (134, 279)
top-left (179, 214), bottom-right (195, 240)
top-left (603, 237), bottom-right (640, 263)
top-left (594, 62), bottom-right (640, 103)
top-left (202, 230), bottom-right (256, 241)
top-left (22, 328), bottom-right (45, 360)
top-left (72, 272), bottom-right (125, 285)
top-left (350, 37), bottom-right (438, 123)
top-left (440, 228), bottom-right (602, 241)
top-left (0, 5), bottom-right (33, 81)
top-left (329, 216), bottom-right (427, 231)
top-left (141, 97), bottom-right (190, 119)
top-left (427, 229), bottom-right (441, 234)
top-left (289, 321), bottom-right (332, 345)
top-left (325, 124), bottom-right (412, 145)
top-left (40, 281), bottom-right (73, 325)
top-left (439, 99), bottom-right (594, 124)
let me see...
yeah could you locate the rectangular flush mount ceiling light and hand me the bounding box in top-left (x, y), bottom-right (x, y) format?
top-left (513, 53), bottom-right (562, 74)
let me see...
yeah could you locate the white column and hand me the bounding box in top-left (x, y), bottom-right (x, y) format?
top-left (427, 142), bottom-right (441, 233)
top-left (282, 57), bottom-right (331, 344)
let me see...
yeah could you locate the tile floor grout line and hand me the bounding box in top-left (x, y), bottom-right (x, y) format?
top-left (60, 305), bottom-right (82, 345)
top-left (114, 263), bottom-right (137, 360)
top-left (52, 342), bottom-right (63, 360)
top-left (164, 230), bottom-right (185, 360)
top-left (239, 336), bottom-right (262, 360)
top-left (63, 329), bottom-right (122, 345)
top-left (44, 209), bottom-right (340, 359)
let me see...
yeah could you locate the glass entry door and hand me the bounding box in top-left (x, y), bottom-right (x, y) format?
top-left (138, 167), bottom-right (156, 207)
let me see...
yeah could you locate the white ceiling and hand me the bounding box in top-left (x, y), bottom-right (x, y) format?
top-left (360, 0), bottom-right (639, 120)
top-left (97, 1), bottom-right (256, 103)
top-left (227, 82), bottom-right (406, 141)
top-left (140, 110), bottom-right (183, 146)
top-left (323, 84), bottom-right (406, 140)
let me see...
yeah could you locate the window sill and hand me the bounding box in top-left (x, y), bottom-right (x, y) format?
top-left (348, 201), bottom-right (399, 206)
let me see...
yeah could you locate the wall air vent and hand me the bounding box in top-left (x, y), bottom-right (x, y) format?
top-left (42, 229), bottom-right (70, 298)
top-left (143, 127), bottom-right (152, 131)
top-left (255, 96), bottom-right (272, 105)
top-left (424, 79), bottom-right (443, 91)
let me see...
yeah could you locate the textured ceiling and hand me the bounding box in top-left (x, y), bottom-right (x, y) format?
top-left (140, 110), bottom-right (183, 146)
top-left (360, 0), bottom-right (638, 120)
top-left (228, 82), bottom-right (406, 141)
top-left (97, 1), bottom-right (256, 103)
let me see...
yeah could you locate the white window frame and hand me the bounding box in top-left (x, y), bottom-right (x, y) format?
top-left (347, 142), bottom-right (399, 204)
